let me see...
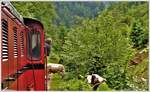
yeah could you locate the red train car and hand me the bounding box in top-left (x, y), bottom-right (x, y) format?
top-left (1, 2), bottom-right (47, 91)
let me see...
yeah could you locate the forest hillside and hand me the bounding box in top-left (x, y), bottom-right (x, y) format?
top-left (12, 1), bottom-right (148, 91)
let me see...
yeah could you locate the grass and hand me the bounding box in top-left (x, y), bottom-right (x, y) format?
top-left (127, 59), bottom-right (148, 90)
top-left (49, 73), bottom-right (111, 91)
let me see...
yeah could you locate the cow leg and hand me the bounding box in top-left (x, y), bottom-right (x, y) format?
top-left (47, 74), bottom-right (51, 90)
top-left (93, 83), bottom-right (100, 91)
top-left (59, 72), bottom-right (64, 79)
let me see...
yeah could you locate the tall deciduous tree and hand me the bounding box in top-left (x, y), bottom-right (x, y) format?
top-left (12, 2), bottom-right (57, 35)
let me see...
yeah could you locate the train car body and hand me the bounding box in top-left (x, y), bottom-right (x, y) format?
top-left (1, 2), bottom-right (47, 91)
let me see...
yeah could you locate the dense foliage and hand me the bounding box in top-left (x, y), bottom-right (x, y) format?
top-left (12, 2), bottom-right (57, 36)
top-left (50, 73), bottom-right (111, 91)
top-left (54, 2), bottom-right (108, 27)
top-left (61, 8), bottom-right (132, 90)
top-left (12, 1), bottom-right (148, 91)
top-left (60, 2), bottom-right (148, 90)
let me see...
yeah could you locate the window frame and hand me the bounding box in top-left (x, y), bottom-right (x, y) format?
top-left (27, 30), bottom-right (41, 61)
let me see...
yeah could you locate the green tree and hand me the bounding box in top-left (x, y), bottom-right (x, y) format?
top-left (60, 2), bottom-right (148, 90)
top-left (12, 2), bottom-right (57, 35)
top-left (61, 9), bottom-right (133, 90)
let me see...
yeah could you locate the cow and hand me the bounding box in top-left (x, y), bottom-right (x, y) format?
top-left (47, 63), bottom-right (65, 78)
top-left (86, 74), bottom-right (107, 90)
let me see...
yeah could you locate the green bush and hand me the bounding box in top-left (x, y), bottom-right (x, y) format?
top-left (97, 83), bottom-right (112, 91)
top-left (49, 53), bottom-right (60, 63)
top-left (126, 59), bottom-right (148, 90)
top-left (61, 10), bottom-right (133, 90)
top-left (60, 2), bottom-right (148, 90)
top-left (130, 20), bottom-right (148, 49)
top-left (50, 73), bottom-right (111, 91)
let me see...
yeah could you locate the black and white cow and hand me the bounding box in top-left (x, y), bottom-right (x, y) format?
top-left (86, 74), bottom-right (107, 90)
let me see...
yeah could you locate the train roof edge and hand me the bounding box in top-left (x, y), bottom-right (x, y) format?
top-left (2, 1), bottom-right (44, 30)
top-left (24, 18), bottom-right (44, 30)
top-left (2, 1), bottom-right (24, 24)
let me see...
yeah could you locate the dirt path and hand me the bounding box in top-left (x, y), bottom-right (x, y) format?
top-left (130, 51), bottom-right (148, 65)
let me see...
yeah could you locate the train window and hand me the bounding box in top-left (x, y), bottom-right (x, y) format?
top-left (13, 27), bottom-right (18, 58)
top-left (20, 32), bottom-right (24, 57)
top-left (2, 19), bottom-right (8, 61)
top-left (27, 31), bottom-right (41, 60)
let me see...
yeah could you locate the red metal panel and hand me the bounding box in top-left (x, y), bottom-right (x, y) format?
top-left (9, 71), bottom-right (27, 90)
top-left (1, 62), bottom-right (8, 81)
top-left (2, 8), bottom-right (27, 77)
top-left (24, 69), bottom-right (45, 90)
top-left (16, 26), bottom-right (21, 70)
top-left (9, 69), bottom-right (45, 90)
top-left (14, 24), bottom-right (19, 76)
top-left (8, 16), bottom-right (15, 76)
top-left (23, 29), bottom-right (27, 65)
top-left (34, 70), bottom-right (45, 90)
top-left (1, 11), bottom-right (9, 81)
top-left (19, 30), bottom-right (26, 69)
